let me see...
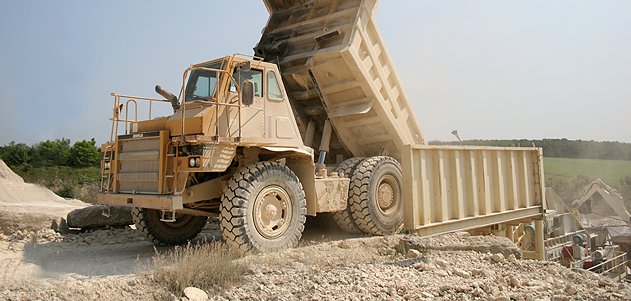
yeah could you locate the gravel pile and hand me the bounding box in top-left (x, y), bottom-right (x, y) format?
top-left (209, 233), bottom-right (629, 301)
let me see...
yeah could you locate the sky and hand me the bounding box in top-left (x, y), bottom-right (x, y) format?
top-left (1, 1), bottom-right (630, 146)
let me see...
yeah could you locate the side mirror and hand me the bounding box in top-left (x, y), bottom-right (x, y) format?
top-left (241, 61), bottom-right (251, 72)
top-left (242, 80), bottom-right (254, 106)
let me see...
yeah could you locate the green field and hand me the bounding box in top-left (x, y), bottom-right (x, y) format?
top-left (543, 157), bottom-right (631, 184)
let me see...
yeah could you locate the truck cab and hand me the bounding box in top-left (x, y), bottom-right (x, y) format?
top-left (98, 54), bottom-right (350, 253)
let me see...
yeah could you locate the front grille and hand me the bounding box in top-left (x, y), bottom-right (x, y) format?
top-left (117, 137), bottom-right (161, 194)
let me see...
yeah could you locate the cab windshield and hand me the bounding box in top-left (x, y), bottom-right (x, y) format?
top-left (184, 60), bottom-right (225, 103)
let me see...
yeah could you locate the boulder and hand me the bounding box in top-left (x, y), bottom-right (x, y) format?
top-left (66, 205), bottom-right (132, 229)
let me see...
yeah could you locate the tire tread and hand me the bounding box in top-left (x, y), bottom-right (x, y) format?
top-left (348, 156), bottom-right (403, 235)
top-left (220, 161), bottom-right (306, 254)
top-left (331, 157), bottom-right (366, 234)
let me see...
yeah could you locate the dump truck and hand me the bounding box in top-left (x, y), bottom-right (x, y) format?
top-left (98, 0), bottom-right (547, 257)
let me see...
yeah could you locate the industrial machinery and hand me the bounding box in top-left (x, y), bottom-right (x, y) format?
top-left (571, 179), bottom-right (631, 277)
top-left (98, 0), bottom-right (547, 255)
top-left (539, 180), bottom-right (631, 280)
top-left (572, 178), bottom-right (631, 227)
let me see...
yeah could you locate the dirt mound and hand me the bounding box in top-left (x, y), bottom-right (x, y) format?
top-left (0, 160), bottom-right (24, 183)
top-left (0, 160), bottom-right (88, 236)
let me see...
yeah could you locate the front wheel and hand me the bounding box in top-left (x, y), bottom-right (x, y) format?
top-left (220, 161), bottom-right (306, 254)
top-left (131, 207), bottom-right (208, 245)
top-left (349, 156), bottom-right (403, 235)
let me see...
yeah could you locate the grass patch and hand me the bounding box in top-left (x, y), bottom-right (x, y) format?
top-left (14, 165), bottom-right (101, 185)
top-left (543, 157), bottom-right (631, 185)
top-left (544, 158), bottom-right (631, 208)
top-left (150, 242), bottom-right (247, 296)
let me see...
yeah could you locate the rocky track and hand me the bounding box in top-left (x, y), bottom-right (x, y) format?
top-left (1, 160), bottom-right (629, 300)
top-left (1, 222), bottom-right (630, 300)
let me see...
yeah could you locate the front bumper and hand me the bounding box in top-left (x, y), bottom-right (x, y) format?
top-left (98, 193), bottom-right (183, 210)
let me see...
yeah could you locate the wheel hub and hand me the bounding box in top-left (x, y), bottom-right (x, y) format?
top-left (376, 175), bottom-right (399, 216)
top-left (265, 204), bottom-right (278, 219)
top-left (378, 183), bottom-right (394, 209)
top-left (254, 186), bottom-right (292, 239)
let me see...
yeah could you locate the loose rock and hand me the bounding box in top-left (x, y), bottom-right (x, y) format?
top-left (492, 253), bottom-right (505, 263)
top-left (407, 249), bottom-right (421, 258)
top-left (184, 287), bottom-right (208, 301)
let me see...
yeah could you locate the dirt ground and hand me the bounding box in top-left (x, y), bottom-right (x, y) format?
top-left (2, 220), bottom-right (630, 301)
top-left (1, 160), bottom-right (630, 300)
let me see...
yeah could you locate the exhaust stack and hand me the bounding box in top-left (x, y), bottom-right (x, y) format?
top-left (155, 85), bottom-right (180, 112)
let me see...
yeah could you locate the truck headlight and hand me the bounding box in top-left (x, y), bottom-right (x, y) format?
top-left (195, 157), bottom-right (201, 167)
top-left (189, 158), bottom-right (196, 167)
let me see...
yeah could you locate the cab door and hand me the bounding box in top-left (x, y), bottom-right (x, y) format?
top-left (224, 66), bottom-right (265, 139)
top-left (264, 68), bottom-right (302, 147)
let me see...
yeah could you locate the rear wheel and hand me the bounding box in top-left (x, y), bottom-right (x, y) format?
top-left (131, 207), bottom-right (208, 245)
top-left (220, 161), bottom-right (306, 254)
top-left (331, 157), bottom-right (365, 234)
top-left (349, 156), bottom-right (403, 235)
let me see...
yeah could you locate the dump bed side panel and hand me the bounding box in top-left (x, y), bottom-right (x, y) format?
top-left (402, 145), bottom-right (546, 237)
top-left (257, 0), bottom-right (426, 162)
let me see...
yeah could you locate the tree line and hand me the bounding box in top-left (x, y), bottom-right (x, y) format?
top-left (0, 138), bottom-right (100, 169)
top-left (3, 137), bottom-right (629, 169)
top-left (0, 138), bottom-right (102, 200)
top-left (430, 138), bottom-right (631, 161)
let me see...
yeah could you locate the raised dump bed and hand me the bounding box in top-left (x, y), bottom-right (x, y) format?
top-left (402, 145), bottom-right (546, 259)
top-left (256, 0), bottom-right (425, 162)
top-left (402, 145), bottom-right (545, 233)
top-left (258, 1), bottom-right (548, 260)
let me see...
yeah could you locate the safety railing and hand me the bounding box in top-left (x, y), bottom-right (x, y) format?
top-left (232, 52), bottom-right (264, 61)
top-left (543, 230), bottom-right (591, 261)
top-left (108, 93), bottom-right (170, 142)
top-left (588, 252), bottom-right (629, 282)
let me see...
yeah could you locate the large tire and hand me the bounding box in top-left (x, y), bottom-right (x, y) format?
top-left (331, 157), bottom-right (365, 234)
top-left (131, 207), bottom-right (208, 245)
top-left (220, 161), bottom-right (306, 254)
top-left (349, 156), bottom-right (403, 235)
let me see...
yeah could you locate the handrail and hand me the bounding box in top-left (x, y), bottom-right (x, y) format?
top-left (108, 93), bottom-right (169, 142)
top-left (125, 99), bottom-right (138, 135)
top-left (110, 93), bottom-right (169, 102)
top-left (587, 252), bottom-right (629, 282)
top-left (100, 144), bottom-right (116, 193)
top-left (233, 53), bottom-right (264, 61)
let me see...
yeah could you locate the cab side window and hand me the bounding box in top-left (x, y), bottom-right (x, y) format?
top-left (267, 70), bottom-right (283, 100)
top-left (230, 67), bottom-right (263, 97)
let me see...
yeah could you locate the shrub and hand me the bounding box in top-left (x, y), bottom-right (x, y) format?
top-left (56, 182), bottom-right (77, 199)
top-left (68, 139), bottom-right (100, 167)
top-left (151, 242), bottom-right (247, 296)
